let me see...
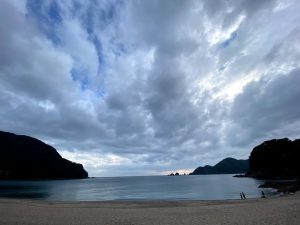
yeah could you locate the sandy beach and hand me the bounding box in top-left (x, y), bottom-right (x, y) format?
top-left (0, 193), bottom-right (299, 225)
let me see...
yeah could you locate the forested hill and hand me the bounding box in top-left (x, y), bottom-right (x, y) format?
top-left (190, 158), bottom-right (249, 175)
top-left (247, 138), bottom-right (300, 179)
top-left (0, 131), bottom-right (88, 179)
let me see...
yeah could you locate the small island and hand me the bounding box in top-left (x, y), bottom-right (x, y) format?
top-left (0, 131), bottom-right (88, 179)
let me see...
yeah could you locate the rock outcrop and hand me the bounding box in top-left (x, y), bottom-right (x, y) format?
top-left (0, 131), bottom-right (88, 179)
top-left (247, 138), bottom-right (300, 179)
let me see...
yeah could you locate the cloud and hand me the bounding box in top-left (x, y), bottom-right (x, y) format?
top-left (1, 0), bottom-right (300, 176)
top-left (228, 68), bottom-right (300, 146)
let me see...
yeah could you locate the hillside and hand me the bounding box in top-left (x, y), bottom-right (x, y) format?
top-left (190, 157), bottom-right (249, 175)
top-left (0, 131), bottom-right (88, 179)
top-left (247, 138), bottom-right (300, 179)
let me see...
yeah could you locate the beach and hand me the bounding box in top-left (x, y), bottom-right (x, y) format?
top-left (0, 193), bottom-right (299, 225)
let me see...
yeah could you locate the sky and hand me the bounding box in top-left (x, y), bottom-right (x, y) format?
top-left (1, 0), bottom-right (300, 177)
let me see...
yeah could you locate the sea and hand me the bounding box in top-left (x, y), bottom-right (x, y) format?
top-left (0, 175), bottom-right (276, 201)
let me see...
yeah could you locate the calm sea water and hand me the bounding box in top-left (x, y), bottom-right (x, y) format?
top-left (0, 175), bottom-right (276, 201)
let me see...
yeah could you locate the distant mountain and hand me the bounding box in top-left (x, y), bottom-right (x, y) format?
top-left (0, 131), bottom-right (88, 179)
top-left (247, 138), bottom-right (300, 179)
top-left (190, 157), bottom-right (249, 175)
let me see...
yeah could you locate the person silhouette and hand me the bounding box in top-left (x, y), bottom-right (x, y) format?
top-left (242, 192), bottom-right (246, 199)
top-left (261, 191), bottom-right (266, 198)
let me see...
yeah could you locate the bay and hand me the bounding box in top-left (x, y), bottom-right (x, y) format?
top-left (0, 175), bottom-right (275, 201)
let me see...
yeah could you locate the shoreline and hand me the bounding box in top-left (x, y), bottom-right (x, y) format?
top-left (1, 193), bottom-right (299, 225)
top-left (0, 192), bottom-right (281, 203)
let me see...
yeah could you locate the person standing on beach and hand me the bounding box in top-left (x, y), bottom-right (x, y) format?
top-left (240, 193), bottom-right (243, 199)
top-left (242, 192), bottom-right (246, 199)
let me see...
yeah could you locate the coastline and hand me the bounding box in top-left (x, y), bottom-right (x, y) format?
top-left (1, 193), bottom-right (299, 225)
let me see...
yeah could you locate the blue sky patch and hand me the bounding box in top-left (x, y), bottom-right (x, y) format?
top-left (26, 0), bottom-right (62, 26)
top-left (92, 37), bottom-right (106, 75)
top-left (219, 31), bottom-right (237, 49)
top-left (71, 67), bottom-right (90, 91)
top-left (26, 0), bottom-right (62, 44)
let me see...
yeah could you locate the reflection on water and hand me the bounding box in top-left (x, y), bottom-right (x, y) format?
top-left (0, 175), bottom-right (276, 201)
top-left (0, 181), bottom-right (51, 199)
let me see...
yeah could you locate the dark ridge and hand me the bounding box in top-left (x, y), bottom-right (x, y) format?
top-left (247, 138), bottom-right (300, 179)
top-left (190, 157), bottom-right (249, 175)
top-left (0, 131), bottom-right (88, 179)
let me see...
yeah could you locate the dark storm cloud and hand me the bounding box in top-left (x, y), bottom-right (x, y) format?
top-left (228, 68), bottom-right (300, 146)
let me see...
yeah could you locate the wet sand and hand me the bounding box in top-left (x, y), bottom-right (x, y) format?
top-left (0, 193), bottom-right (299, 225)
